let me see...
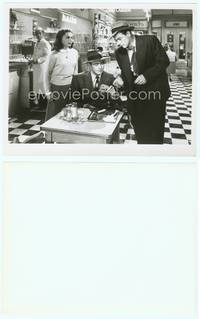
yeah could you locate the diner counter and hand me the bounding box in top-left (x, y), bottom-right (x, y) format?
top-left (9, 59), bottom-right (31, 115)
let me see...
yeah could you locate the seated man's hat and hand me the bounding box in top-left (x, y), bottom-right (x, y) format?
top-left (84, 50), bottom-right (108, 63)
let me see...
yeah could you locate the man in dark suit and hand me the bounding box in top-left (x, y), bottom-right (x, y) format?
top-left (112, 22), bottom-right (171, 144)
top-left (70, 50), bottom-right (120, 109)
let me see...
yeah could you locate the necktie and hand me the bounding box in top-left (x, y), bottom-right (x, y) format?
top-left (95, 75), bottom-right (100, 90)
top-left (131, 47), bottom-right (138, 75)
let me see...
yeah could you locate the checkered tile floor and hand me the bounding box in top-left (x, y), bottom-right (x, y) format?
top-left (8, 74), bottom-right (192, 144)
top-left (8, 108), bottom-right (46, 143)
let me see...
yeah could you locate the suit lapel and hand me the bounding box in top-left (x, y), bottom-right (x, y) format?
top-left (135, 36), bottom-right (145, 74)
top-left (119, 37), bottom-right (145, 76)
top-left (99, 71), bottom-right (106, 87)
top-left (119, 48), bottom-right (133, 83)
top-left (86, 72), bottom-right (93, 91)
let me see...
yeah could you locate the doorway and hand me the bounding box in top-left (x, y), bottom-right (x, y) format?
top-left (167, 32), bottom-right (174, 49)
top-left (165, 29), bottom-right (188, 60)
top-left (179, 32), bottom-right (186, 59)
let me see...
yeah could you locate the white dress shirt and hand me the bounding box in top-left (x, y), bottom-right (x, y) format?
top-left (127, 37), bottom-right (139, 75)
top-left (127, 37), bottom-right (136, 63)
top-left (90, 71), bottom-right (102, 88)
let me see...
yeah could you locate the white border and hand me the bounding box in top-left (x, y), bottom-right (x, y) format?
top-left (2, 2), bottom-right (198, 157)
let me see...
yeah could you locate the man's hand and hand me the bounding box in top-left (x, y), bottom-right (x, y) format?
top-left (107, 86), bottom-right (118, 99)
top-left (113, 66), bottom-right (121, 78)
top-left (113, 76), bottom-right (124, 89)
top-left (134, 74), bottom-right (147, 85)
top-left (99, 84), bottom-right (110, 93)
top-left (99, 84), bottom-right (118, 99)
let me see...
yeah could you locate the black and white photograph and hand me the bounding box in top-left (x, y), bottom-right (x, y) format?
top-left (1, 3), bottom-right (198, 318)
top-left (7, 5), bottom-right (195, 151)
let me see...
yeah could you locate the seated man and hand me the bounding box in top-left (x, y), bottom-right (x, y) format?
top-left (70, 50), bottom-right (122, 109)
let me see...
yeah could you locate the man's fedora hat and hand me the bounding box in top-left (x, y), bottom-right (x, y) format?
top-left (111, 21), bottom-right (135, 37)
top-left (84, 50), bottom-right (108, 63)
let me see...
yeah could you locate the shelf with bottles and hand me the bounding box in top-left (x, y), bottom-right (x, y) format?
top-left (10, 33), bottom-right (33, 45)
top-left (10, 22), bottom-right (24, 32)
top-left (9, 43), bottom-right (22, 56)
top-left (10, 34), bottom-right (22, 45)
top-left (73, 33), bottom-right (93, 52)
top-left (9, 54), bottom-right (29, 63)
top-left (9, 40), bottom-right (22, 45)
top-left (10, 27), bottom-right (20, 31)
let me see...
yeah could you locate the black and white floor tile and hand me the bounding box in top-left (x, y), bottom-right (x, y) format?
top-left (8, 113), bottom-right (45, 143)
top-left (8, 74), bottom-right (192, 144)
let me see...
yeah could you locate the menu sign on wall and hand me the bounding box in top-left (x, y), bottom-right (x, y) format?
top-left (128, 20), bottom-right (148, 30)
top-left (62, 13), bottom-right (77, 24)
top-left (152, 20), bottom-right (161, 28)
top-left (165, 21), bottom-right (188, 27)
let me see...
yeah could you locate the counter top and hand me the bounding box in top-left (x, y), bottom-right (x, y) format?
top-left (9, 60), bottom-right (29, 72)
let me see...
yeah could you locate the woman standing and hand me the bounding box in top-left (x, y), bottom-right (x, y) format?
top-left (32, 27), bottom-right (51, 108)
top-left (45, 29), bottom-right (79, 120)
top-left (165, 44), bottom-right (177, 82)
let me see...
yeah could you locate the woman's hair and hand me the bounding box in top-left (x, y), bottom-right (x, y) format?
top-left (53, 29), bottom-right (73, 52)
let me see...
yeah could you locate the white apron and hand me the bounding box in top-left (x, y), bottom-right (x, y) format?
top-left (32, 38), bottom-right (51, 95)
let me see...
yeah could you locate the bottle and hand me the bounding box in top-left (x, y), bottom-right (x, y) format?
top-left (66, 108), bottom-right (72, 122)
top-left (71, 102), bottom-right (78, 121)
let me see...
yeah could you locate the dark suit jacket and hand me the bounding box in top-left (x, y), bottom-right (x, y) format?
top-left (115, 35), bottom-right (171, 101)
top-left (70, 71), bottom-right (115, 108)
